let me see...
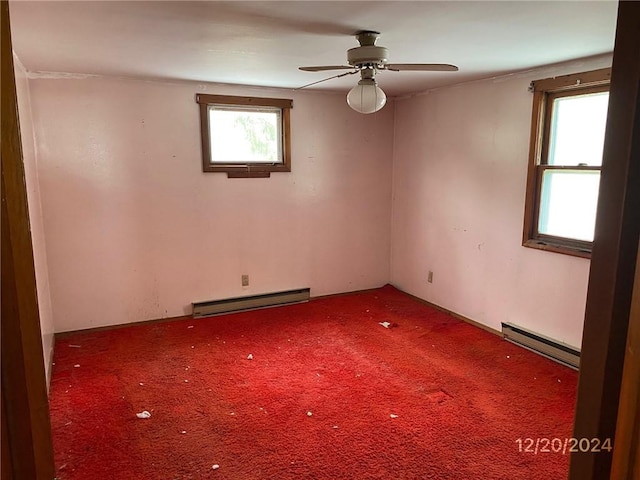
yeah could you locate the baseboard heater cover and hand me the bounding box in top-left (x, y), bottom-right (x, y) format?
top-left (192, 288), bottom-right (310, 318)
top-left (501, 322), bottom-right (580, 370)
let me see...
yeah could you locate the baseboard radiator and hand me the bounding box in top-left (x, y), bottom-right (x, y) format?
top-left (501, 322), bottom-right (580, 370)
top-left (192, 288), bottom-right (310, 318)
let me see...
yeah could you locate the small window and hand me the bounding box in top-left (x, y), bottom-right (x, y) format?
top-left (522, 68), bottom-right (611, 257)
top-left (196, 94), bottom-right (292, 178)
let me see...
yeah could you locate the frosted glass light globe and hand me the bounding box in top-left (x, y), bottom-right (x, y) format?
top-left (347, 79), bottom-right (387, 114)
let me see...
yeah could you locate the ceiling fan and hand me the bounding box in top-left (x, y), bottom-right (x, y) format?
top-left (298, 31), bottom-right (458, 114)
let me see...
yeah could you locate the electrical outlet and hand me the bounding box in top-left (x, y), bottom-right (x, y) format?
top-left (427, 271), bottom-right (433, 283)
top-left (241, 274), bottom-right (249, 287)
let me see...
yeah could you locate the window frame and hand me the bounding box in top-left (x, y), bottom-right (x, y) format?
top-left (522, 68), bottom-right (611, 258)
top-left (196, 94), bottom-right (292, 178)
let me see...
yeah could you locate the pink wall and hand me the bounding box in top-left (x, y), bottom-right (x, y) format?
top-left (28, 76), bottom-right (394, 332)
top-left (390, 56), bottom-right (612, 349)
top-left (13, 55), bottom-right (55, 385)
top-left (27, 56), bottom-right (609, 346)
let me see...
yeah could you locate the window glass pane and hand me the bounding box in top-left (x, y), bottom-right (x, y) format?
top-left (538, 170), bottom-right (600, 242)
top-left (209, 107), bottom-right (281, 163)
top-left (548, 92), bottom-right (609, 166)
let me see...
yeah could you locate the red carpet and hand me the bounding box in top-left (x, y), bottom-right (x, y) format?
top-left (49, 286), bottom-right (577, 479)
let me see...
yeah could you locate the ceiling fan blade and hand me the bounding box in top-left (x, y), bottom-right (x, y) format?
top-left (299, 66), bottom-right (355, 72)
top-left (386, 63), bottom-right (459, 72)
top-left (295, 70), bottom-right (359, 90)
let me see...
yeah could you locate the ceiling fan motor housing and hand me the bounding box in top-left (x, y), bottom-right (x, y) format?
top-left (347, 46), bottom-right (389, 67)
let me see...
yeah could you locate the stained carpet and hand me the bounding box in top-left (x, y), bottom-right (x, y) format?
top-left (49, 285), bottom-right (577, 479)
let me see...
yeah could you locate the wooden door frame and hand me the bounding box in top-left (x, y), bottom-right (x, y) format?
top-left (569, 2), bottom-right (640, 479)
top-left (1, 1), bottom-right (55, 478)
top-left (610, 241), bottom-right (640, 478)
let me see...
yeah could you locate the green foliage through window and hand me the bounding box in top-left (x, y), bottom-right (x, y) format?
top-left (208, 107), bottom-right (281, 164)
top-left (234, 114), bottom-right (277, 161)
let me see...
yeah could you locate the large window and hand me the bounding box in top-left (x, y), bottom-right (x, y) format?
top-left (522, 68), bottom-right (611, 257)
top-left (196, 94), bottom-right (292, 178)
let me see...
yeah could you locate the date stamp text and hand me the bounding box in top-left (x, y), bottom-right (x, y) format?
top-left (516, 437), bottom-right (612, 455)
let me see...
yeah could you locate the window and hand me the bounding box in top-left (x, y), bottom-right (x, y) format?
top-left (196, 94), bottom-right (292, 178)
top-left (522, 68), bottom-right (611, 257)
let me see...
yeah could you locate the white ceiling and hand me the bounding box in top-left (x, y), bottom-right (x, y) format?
top-left (9, 1), bottom-right (618, 97)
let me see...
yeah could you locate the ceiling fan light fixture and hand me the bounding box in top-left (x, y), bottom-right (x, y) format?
top-left (347, 78), bottom-right (386, 114)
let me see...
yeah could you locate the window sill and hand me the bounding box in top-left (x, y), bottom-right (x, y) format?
top-left (523, 239), bottom-right (591, 259)
top-left (227, 171), bottom-right (271, 178)
top-left (203, 164), bottom-right (291, 178)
